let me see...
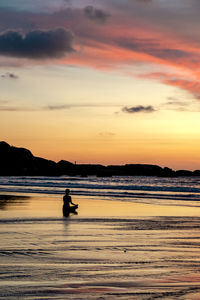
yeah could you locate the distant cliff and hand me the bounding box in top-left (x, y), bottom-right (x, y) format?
top-left (0, 141), bottom-right (200, 177)
top-left (0, 141), bottom-right (60, 175)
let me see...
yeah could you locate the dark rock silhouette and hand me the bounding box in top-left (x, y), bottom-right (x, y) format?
top-left (193, 170), bottom-right (200, 176)
top-left (107, 164), bottom-right (163, 176)
top-left (175, 170), bottom-right (193, 177)
top-left (75, 164), bottom-right (107, 176)
top-left (57, 160), bottom-right (76, 176)
top-left (0, 141), bottom-right (199, 177)
top-left (0, 141), bottom-right (60, 175)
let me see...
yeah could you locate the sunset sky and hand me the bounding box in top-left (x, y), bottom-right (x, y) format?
top-left (1, 0), bottom-right (200, 170)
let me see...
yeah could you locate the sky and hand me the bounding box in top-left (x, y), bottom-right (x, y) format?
top-left (1, 0), bottom-right (200, 170)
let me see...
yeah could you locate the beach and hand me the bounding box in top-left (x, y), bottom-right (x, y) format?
top-left (1, 0), bottom-right (200, 298)
top-left (1, 177), bottom-right (200, 300)
top-left (1, 0), bottom-right (199, 297)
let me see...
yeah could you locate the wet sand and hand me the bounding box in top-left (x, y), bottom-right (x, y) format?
top-left (1, 193), bottom-right (200, 299)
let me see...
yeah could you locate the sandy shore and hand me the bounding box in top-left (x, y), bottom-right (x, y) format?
top-left (1, 192), bottom-right (200, 218)
top-left (1, 193), bottom-right (200, 299)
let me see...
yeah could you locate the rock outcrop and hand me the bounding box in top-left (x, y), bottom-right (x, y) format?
top-left (0, 141), bottom-right (59, 175)
top-left (0, 141), bottom-right (199, 177)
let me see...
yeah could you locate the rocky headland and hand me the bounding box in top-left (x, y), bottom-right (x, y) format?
top-left (0, 141), bottom-right (199, 177)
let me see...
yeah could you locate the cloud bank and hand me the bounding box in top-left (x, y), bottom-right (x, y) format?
top-left (0, 28), bottom-right (74, 59)
top-left (84, 6), bottom-right (110, 23)
top-left (1, 72), bottom-right (18, 79)
top-left (0, 2), bottom-right (200, 100)
top-left (122, 105), bottom-right (156, 113)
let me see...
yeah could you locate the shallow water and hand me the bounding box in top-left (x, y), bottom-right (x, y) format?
top-left (1, 175), bottom-right (200, 204)
top-left (0, 177), bottom-right (200, 300)
top-left (1, 177), bottom-right (200, 299)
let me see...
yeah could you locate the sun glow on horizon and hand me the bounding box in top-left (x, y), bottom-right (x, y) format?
top-left (1, 0), bottom-right (200, 170)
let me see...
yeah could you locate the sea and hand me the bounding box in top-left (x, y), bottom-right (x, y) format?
top-left (1, 175), bottom-right (200, 299)
top-left (1, 175), bottom-right (200, 203)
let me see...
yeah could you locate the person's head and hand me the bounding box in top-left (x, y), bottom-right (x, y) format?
top-left (65, 189), bottom-right (70, 195)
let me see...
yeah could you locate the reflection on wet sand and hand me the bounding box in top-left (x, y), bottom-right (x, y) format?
top-left (0, 194), bottom-right (29, 210)
top-left (1, 194), bottom-right (200, 299)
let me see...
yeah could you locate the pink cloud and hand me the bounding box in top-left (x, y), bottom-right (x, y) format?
top-left (1, 5), bottom-right (200, 99)
top-left (140, 72), bottom-right (200, 99)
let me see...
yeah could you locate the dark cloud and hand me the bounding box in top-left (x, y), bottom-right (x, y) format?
top-left (1, 72), bottom-right (18, 79)
top-left (84, 6), bottom-right (110, 23)
top-left (122, 105), bottom-right (156, 113)
top-left (44, 103), bottom-right (119, 110)
top-left (45, 105), bottom-right (70, 110)
top-left (0, 28), bottom-right (74, 59)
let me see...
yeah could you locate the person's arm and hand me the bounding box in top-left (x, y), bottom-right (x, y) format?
top-left (69, 196), bottom-right (76, 205)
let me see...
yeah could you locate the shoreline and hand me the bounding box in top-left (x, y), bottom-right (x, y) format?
top-left (1, 141), bottom-right (200, 177)
top-left (1, 192), bottom-right (200, 218)
top-left (1, 193), bottom-right (200, 299)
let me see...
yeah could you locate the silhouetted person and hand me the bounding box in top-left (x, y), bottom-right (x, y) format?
top-left (63, 189), bottom-right (78, 217)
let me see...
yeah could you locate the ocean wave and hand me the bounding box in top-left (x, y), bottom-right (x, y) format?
top-left (0, 176), bottom-right (200, 202)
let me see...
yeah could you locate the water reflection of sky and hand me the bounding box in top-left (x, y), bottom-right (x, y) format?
top-left (0, 195), bottom-right (29, 210)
